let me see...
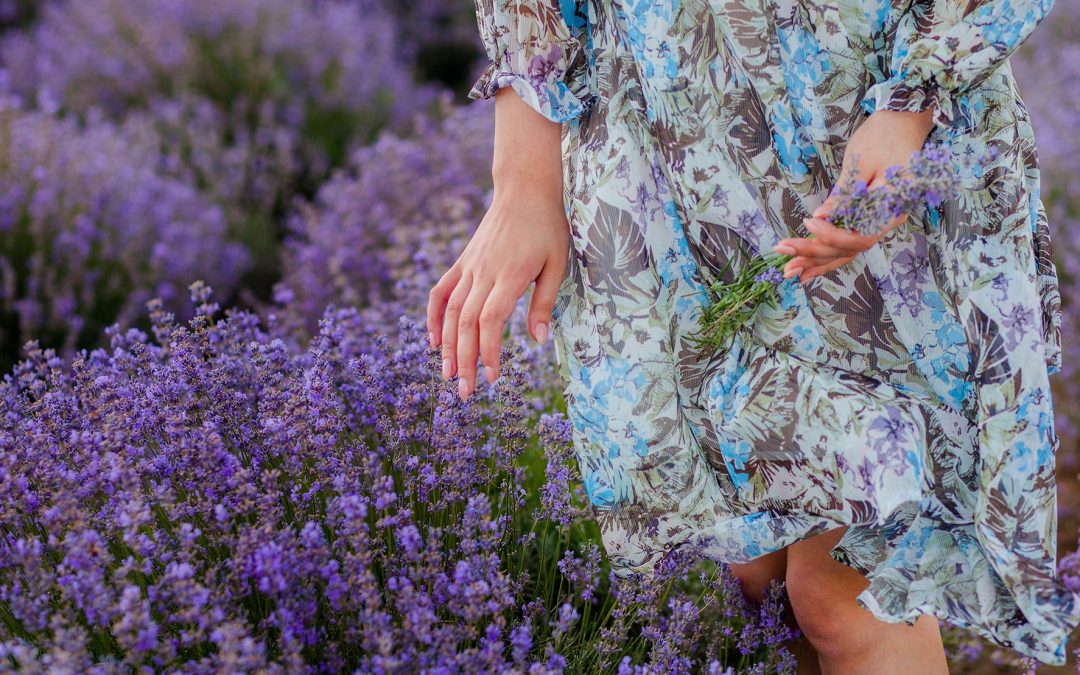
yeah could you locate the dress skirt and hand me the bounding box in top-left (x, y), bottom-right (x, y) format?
top-left (467, 0), bottom-right (1080, 664)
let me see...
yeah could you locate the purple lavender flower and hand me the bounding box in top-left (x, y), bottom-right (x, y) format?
top-left (0, 0), bottom-right (445, 285)
top-left (0, 285), bottom-right (794, 672)
top-left (753, 267), bottom-right (784, 285)
top-left (830, 145), bottom-right (961, 236)
top-left (1, 0), bottom-right (437, 138)
top-left (0, 97), bottom-right (248, 368)
top-left (278, 99), bottom-right (494, 327)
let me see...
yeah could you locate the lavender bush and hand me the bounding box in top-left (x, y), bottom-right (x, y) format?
top-left (1, 0), bottom-right (445, 288)
top-left (378, 0), bottom-right (485, 75)
top-left (0, 96), bottom-right (248, 371)
top-left (0, 283), bottom-right (797, 672)
top-left (1, 0), bottom-right (433, 155)
top-left (279, 98), bottom-right (494, 326)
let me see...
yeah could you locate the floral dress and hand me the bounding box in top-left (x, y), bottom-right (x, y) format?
top-left (468, 0), bottom-right (1079, 664)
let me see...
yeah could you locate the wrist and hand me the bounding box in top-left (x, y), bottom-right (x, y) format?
top-left (492, 153), bottom-right (565, 203)
top-left (870, 107), bottom-right (937, 144)
top-left (491, 167), bottom-right (563, 205)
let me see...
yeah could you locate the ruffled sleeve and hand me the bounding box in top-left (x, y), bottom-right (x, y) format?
top-left (467, 0), bottom-right (595, 124)
top-left (861, 0), bottom-right (1054, 131)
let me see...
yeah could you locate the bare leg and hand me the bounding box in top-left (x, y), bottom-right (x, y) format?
top-left (785, 526), bottom-right (949, 675)
top-left (728, 546), bottom-right (787, 605)
top-left (729, 547), bottom-right (823, 674)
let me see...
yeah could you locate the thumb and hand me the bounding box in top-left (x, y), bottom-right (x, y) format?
top-left (812, 195), bottom-right (839, 220)
top-left (527, 255), bottom-right (567, 343)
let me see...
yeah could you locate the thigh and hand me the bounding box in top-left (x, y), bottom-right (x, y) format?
top-left (728, 545), bottom-right (789, 603)
top-left (787, 525), bottom-right (848, 562)
top-left (786, 525), bottom-right (871, 600)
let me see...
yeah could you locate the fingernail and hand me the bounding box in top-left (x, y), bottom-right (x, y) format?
top-left (536, 322), bottom-right (548, 344)
top-left (784, 266), bottom-right (802, 279)
top-left (485, 365), bottom-right (498, 384)
top-left (458, 377), bottom-right (471, 399)
top-left (772, 244), bottom-right (796, 256)
top-left (442, 356), bottom-right (452, 379)
top-left (428, 331), bottom-right (436, 349)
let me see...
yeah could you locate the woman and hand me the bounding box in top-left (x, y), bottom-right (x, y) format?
top-left (426, 0), bottom-right (1080, 669)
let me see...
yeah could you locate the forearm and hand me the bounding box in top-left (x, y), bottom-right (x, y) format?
top-left (491, 88), bottom-right (565, 204)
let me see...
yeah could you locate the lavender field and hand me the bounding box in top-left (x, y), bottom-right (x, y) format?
top-left (0, 0), bottom-right (1078, 673)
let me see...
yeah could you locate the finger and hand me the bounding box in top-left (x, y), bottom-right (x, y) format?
top-left (456, 275), bottom-right (495, 399)
top-left (774, 236), bottom-right (852, 262)
top-left (799, 253), bottom-right (856, 283)
top-left (440, 272), bottom-right (472, 382)
top-left (782, 256), bottom-right (808, 279)
top-left (811, 194), bottom-right (839, 220)
top-left (427, 265), bottom-right (461, 350)
top-left (784, 251), bottom-right (858, 278)
top-left (802, 218), bottom-right (877, 253)
top-left (783, 255), bottom-right (842, 279)
top-left (478, 280), bottom-right (522, 385)
top-left (527, 253), bottom-right (568, 344)
top-left (784, 253), bottom-right (849, 276)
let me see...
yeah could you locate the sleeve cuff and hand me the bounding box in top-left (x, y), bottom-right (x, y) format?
top-left (860, 75), bottom-right (976, 133)
top-left (467, 47), bottom-right (593, 124)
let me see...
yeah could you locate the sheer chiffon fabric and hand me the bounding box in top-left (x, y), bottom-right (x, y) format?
top-left (468, 0), bottom-right (1078, 663)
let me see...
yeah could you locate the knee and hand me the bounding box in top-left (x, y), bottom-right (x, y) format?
top-left (728, 548), bottom-right (787, 605)
top-left (784, 553), bottom-right (867, 655)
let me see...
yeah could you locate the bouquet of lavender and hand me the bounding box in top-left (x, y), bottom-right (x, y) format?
top-left (689, 144), bottom-right (962, 353)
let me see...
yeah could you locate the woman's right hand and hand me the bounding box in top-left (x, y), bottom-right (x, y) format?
top-left (426, 183), bottom-right (570, 401)
top-left (428, 86), bottom-right (572, 401)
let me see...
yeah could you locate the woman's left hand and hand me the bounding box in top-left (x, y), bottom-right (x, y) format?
top-left (772, 108), bottom-right (937, 283)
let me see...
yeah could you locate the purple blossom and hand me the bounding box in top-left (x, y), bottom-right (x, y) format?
top-left (557, 544), bottom-right (603, 602)
top-left (0, 0), bottom-right (446, 287)
top-left (0, 97), bottom-right (248, 369)
top-left (1, 0), bottom-right (437, 135)
top-left (0, 285), bottom-right (794, 671)
top-left (753, 266), bottom-right (784, 285)
top-left (830, 144), bottom-right (963, 236)
top-left (278, 99), bottom-right (495, 326)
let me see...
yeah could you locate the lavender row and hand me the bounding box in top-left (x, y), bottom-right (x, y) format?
top-left (0, 0), bottom-right (449, 365)
top-left (0, 283), bottom-right (798, 672)
top-left (0, 95), bottom-right (249, 372)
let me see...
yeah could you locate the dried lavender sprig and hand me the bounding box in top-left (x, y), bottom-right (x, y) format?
top-left (688, 143), bottom-right (966, 353)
